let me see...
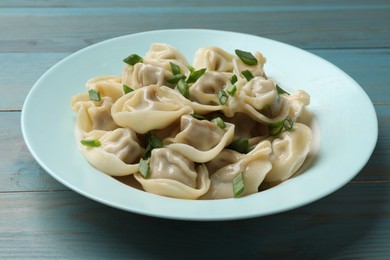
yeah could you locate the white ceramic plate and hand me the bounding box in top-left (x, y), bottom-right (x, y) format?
top-left (21, 29), bottom-right (377, 221)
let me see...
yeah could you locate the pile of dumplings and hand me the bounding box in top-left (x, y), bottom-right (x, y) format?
top-left (70, 43), bottom-right (312, 200)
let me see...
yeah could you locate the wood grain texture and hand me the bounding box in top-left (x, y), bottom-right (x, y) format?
top-left (0, 7), bottom-right (389, 52)
top-left (1, 0), bottom-right (389, 8)
top-left (0, 182), bottom-right (390, 259)
top-left (1, 49), bottom-right (389, 111)
top-left (1, 1), bottom-right (390, 258)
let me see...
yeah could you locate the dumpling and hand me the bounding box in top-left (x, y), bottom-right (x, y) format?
top-left (228, 76), bottom-right (290, 124)
top-left (233, 51), bottom-right (266, 78)
top-left (79, 128), bottom-right (142, 176)
top-left (201, 140), bottom-right (272, 199)
top-left (189, 71), bottom-right (229, 106)
top-left (264, 123), bottom-right (312, 182)
top-left (193, 47), bottom-right (234, 72)
top-left (71, 94), bottom-right (118, 134)
top-left (165, 115), bottom-right (235, 163)
top-left (85, 76), bottom-right (124, 102)
top-left (111, 85), bottom-right (193, 133)
top-left (134, 148), bottom-right (210, 199)
top-left (286, 90), bottom-right (310, 121)
top-left (144, 43), bottom-right (189, 68)
top-left (122, 63), bottom-right (174, 90)
top-left (205, 149), bottom-right (242, 175)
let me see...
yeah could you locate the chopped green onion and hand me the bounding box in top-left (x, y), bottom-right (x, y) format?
top-left (191, 113), bottom-right (207, 120)
top-left (230, 74), bottom-right (238, 84)
top-left (268, 117), bottom-right (294, 136)
top-left (144, 132), bottom-right (163, 159)
top-left (139, 158), bottom-right (150, 178)
top-left (235, 49), bottom-right (258, 66)
top-left (167, 73), bottom-right (186, 84)
top-left (218, 89), bottom-right (228, 105)
top-left (186, 68), bottom-right (206, 84)
top-left (176, 79), bottom-right (189, 99)
top-left (268, 121), bottom-right (284, 136)
top-left (80, 139), bottom-right (101, 147)
top-left (187, 65), bottom-right (195, 73)
top-left (283, 117), bottom-right (294, 131)
top-left (226, 82), bottom-right (237, 96)
top-left (261, 104), bottom-right (272, 117)
top-left (232, 172), bottom-right (245, 198)
top-left (123, 85), bottom-right (134, 94)
top-left (276, 84), bottom-right (290, 95)
top-left (170, 62), bottom-right (181, 75)
top-left (228, 137), bottom-right (249, 153)
top-left (88, 89), bottom-right (101, 102)
top-left (123, 54), bottom-right (143, 65)
top-left (241, 70), bottom-right (254, 81)
top-left (211, 117), bottom-right (226, 129)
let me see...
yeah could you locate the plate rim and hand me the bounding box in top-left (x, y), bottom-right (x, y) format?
top-left (21, 29), bottom-right (378, 221)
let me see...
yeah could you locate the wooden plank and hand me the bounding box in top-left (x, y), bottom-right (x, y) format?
top-left (0, 105), bottom-right (388, 192)
top-left (0, 182), bottom-right (390, 258)
top-left (0, 0), bottom-right (388, 8)
top-left (0, 112), bottom-right (67, 192)
top-left (0, 8), bottom-right (389, 52)
top-left (0, 53), bottom-right (68, 110)
top-left (1, 49), bottom-right (389, 111)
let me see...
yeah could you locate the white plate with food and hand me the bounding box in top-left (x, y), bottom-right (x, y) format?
top-left (21, 29), bottom-right (377, 220)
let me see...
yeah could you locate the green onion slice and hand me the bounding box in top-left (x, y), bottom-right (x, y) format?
top-left (228, 137), bottom-right (249, 153)
top-left (191, 113), bottom-right (207, 120)
top-left (211, 117), bottom-right (226, 129)
top-left (139, 158), bottom-right (150, 178)
top-left (268, 121), bottom-right (284, 136)
top-left (88, 89), bottom-right (101, 102)
top-left (230, 74), bottom-right (238, 84)
top-left (232, 172), bottom-right (245, 198)
top-left (187, 65), bottom-right (195, 73)
top-left (167, 74), bottom-right (186, 84)
top-left (241, 70), bottom-right (254, 81)
top-left (176, 79), bottom-right (190, 98)
top-left (283, 117), bottom-right (294, 131)
top-left (144, 132), bottom-right (163, 159)
top-left (235, 49), bottom-right (258, 66)
top-left (123, 85), bottom-right (134, 94)
top-left (226, 82), bottom-right (237, 96)
top-left (123, 54), bottom-right (143, 65)
top-left (80, 139), bottom-right (101, 147)
top-left (276, 84), bottom-right (290, 95)
top-left (186, 68), bottom-right (206, 84)
top-left (170, 62), bottom-right (182, 75)
top-left (218, 89), bottom-right (228, 105)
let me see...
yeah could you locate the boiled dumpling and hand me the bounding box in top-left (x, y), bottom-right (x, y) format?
top-left (80, 128), bottom-right (142, 176)
top-left (165, 115), bottom-right (235, 163)
top-left (134, 148), bottom-right (210, 199)
top-left (71, 94), bottom-right (118, 133)
top-left (122, 63), bottom-right (174, 90)
top-left (201, 140), bottom-right (272, 199)
top-left (193, 47), bottom-right (234, 72)
top-left (144, 43), bottom-right (189, 68)
top-left (189, 71), bottom-right (229, 106)
top-left (265, 123), bottom-right (312, 182)
top-left (111, 85), bottom-right (193, 133)
top-left (85, 76), bottom-right (124, 102)
top-left (286, 90), bottom-right (310, 121)
top-left (228, 76), bottom-right (289, 124)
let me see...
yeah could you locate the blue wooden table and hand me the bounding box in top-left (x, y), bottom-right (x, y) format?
top-left (1, 1), bottom-right (389, 258)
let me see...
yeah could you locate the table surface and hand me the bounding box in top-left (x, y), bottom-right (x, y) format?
top-left (1, 0), bottom-right (389, 259)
